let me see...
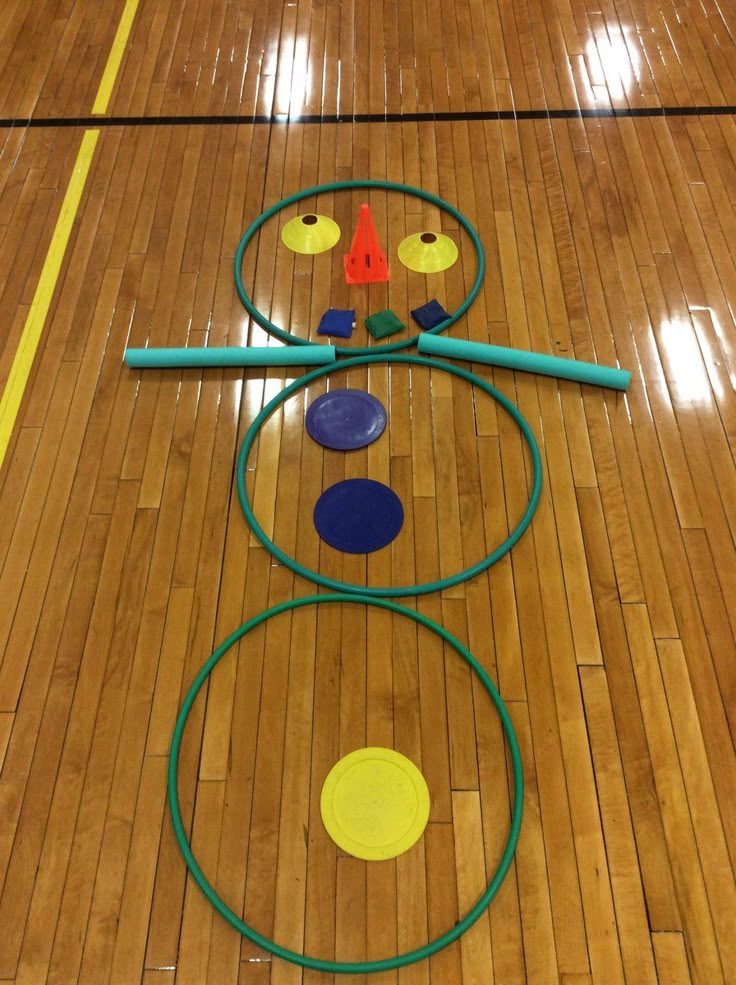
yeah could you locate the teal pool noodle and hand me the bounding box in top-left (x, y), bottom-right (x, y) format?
top-left (418, 334), bottom-right (630, 391)
top-left (125, 345), bottom-right (336, 368)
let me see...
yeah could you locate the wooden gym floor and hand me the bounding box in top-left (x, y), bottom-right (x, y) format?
top-left (1, 0), bottom-right (736, 982)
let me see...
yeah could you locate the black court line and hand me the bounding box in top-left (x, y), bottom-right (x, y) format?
top-left (1, 106), bottom-right (736, 128)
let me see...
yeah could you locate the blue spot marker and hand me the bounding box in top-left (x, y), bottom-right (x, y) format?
top-left (313, 479), bottom-right (404, 553)
top-left (305, 389), bottom-right (387, 451)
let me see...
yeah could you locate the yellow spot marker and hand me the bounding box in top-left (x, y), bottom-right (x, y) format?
top-left (91, 0), bottom-right (141, 114)
top-left (0, 130), bottom-right (99, 470)
top-left (320, 747), bottom-right (430, 861)
top-left (281, 213), bottom-right (341, 254)
top-left (397, 231), bottom-right (459, 274)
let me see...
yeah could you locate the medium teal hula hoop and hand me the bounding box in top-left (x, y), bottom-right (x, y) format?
top-left (168, 593), bottom-right (523, 974)
top-left (233, 179), bottom-right (486, 357)
top-left (237, 354), bottom-right (543, 597)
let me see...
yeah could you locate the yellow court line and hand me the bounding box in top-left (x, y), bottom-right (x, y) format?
top-left (91, 0), bottom-right (141, 114)
top-left (0, 129), bottom-right (100, 469)
top-left (0, 0), bottom-right (141, 468)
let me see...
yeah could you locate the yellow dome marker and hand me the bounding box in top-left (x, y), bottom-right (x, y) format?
top-left (397, 231), bottom-right (459, 273)
top-left (320, 747), bottom-right (430, 861)
top-left (281, 213), bottom-right (341, 254)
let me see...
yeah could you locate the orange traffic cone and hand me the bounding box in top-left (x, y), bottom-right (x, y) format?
top-left (343, 203), bottom-right (390, 284)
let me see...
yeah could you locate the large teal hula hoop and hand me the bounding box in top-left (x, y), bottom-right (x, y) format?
top-left (168, 593), bottom-right (523, 974)
top-left (237, 354), bottom-right (542, 597)
top-left (233, 179), bottom-right (486, 357)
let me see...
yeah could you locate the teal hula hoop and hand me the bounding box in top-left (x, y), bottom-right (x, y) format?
top-left (237, 354), bottom-right (543, 597)
top-left (233, 179), bottom-right (486, 357)
top-left (168, 593), bottom-right (523, 974)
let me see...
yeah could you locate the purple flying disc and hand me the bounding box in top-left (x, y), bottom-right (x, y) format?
top-left (305, 389), bottom-right (387, 451)
top-left (313, 479), bottom-right (404, 553)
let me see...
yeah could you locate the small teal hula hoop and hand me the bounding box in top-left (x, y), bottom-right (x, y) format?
top-left (233, 179), bottom-right (486, 357)
top-left (237, 354), bottom-right (543, 598)
top-left (168, 593), bottom-right (523, 974)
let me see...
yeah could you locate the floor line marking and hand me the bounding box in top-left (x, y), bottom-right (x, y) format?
top-left (91, 0), bottom-right (141, 114)
top-left (2, 104), bottom-right (736, 130)
top-left (0, 129), bottom-right (99, 469)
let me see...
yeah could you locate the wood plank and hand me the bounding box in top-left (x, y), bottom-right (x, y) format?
top-left (657, 638), bottom-right (736, 978)
top-left (425, 823), bottom-right (462, 982)
top-left (453, 792), bottom-right (495, 982)
top-left (0, 713), bottom-right (13, 773)
top-left (142, 972), bottom-right (176, 985)
top-left (1, 498), bottom-right (127, 983)
top-left (579, 667), bottom-right (659, 985)
top-left (44, 505), bottom-right (157, 985)
top-left (175, 780), bottom-right (226, 985)
top-left (652, 932), bottom-right (693, 985)
top-left (507, 496), bottom-right (590, 972)
top-left (576, 487), bottom-right (681, 930)
top-left (108, 757), bottom-right (170, 985)
top-left (623, 604), bottom-right (726, 983)
top-left (198, 548), bottom-right (270, 982)
top-left (508, 702), bottom-right (559, 983)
